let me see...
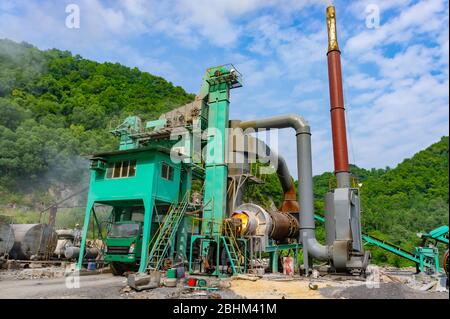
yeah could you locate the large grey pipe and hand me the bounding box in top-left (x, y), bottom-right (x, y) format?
top-left (231, 139), bottom-right (293, 209)
top-left (239, 114), bottom-right (331, 260)
top-left (253, 138), bottom-right (293, 194)
top-left (229, 126), bottom-right (293, 208)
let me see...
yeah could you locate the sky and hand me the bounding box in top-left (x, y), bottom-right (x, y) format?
top-left (0, 0), bottom-right (448, 176)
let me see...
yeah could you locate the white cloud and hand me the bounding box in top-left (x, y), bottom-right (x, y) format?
top-left (333, 0), bottom-right (449, 174)
top-left (348, 73), bottom-right (448, 168)
top-left (346, 0), bottom-right (446, 55)
top-left (347, 0), bottom-right (413, 17)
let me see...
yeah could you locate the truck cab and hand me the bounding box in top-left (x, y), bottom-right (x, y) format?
top-left (105, 220), bottom-right (143, 275)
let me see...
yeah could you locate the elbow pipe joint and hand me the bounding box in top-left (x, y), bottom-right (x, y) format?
top-left (239, 114), bottom-right (311, 135)
top-left (305, 236), bottom-right (332, 260)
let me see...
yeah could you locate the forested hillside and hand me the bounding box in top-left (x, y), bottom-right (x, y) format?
top-left (0, 39), bottom-right (194, 206)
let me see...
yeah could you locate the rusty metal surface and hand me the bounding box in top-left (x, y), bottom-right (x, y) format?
top-left (233, 204), bottom-right (299, 242)
top-left (327, 34), bottom-right (349, 174)
top-left (279, 183), bottom-right (300, 213)
top-left (268, 210), bottom-right (299, 240)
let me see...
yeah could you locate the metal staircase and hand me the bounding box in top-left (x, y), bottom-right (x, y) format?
top-left (222, 221), bottom-right (245, 274)
top-left (147, 193), bottom-right (189, 271)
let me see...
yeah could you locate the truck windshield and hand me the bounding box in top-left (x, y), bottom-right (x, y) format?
top-left (109, 223), bottom-right (139, 238)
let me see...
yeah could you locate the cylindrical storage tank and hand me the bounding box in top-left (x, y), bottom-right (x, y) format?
top-left (54, 239), bottom-right (73, 257)
top-left (10, 224), bottom-right (57, 260)
top-left (233, 203), bottom-right (299, 241)
top-left (64, 246), bottom-right (99, 259)
top-left (0, 223), bottom-right (15, 256)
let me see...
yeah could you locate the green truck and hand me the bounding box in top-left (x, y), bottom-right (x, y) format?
top-left (105, 219), bottom-right (143, 275)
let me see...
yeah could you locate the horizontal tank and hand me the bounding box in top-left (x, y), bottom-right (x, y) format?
top-left (10, 224), bottom-right (57, 260)
top-left (64, 246), bottom-right (99, 259)
top-left (0, 223), bottom-right (15, 256)
top-left (232, 203), bottom-right (299, 241)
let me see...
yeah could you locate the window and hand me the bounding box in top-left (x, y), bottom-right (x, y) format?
top-left (113, 162), bottom-right (121, 178)
top-left (108, 223), bottom-right (139, 238)
top-left (106, 163), bottom-right (114, 178)
top-left (131, 206), bottom-right (144, 222)
top-left (107, 160), bottom-right (137, 179)
top-left (129, 160), bottom-right (136, 177)
top-left (161, 162), bottom-right (174, 180)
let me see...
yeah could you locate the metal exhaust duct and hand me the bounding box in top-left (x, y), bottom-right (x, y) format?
top-left (326, 5), bottom-right (350, 188)
top-left (252, 138), bottom-right (299, 213)
top-left (239, 114), bottom-right (331, 262)
top-left (228, 123), bottom-right (298, 213)
top-left (324, 5), bottom-right (369, 272)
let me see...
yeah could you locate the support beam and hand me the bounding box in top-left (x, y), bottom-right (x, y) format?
top-left (138, 198), bottom-right (154, 273)
top-left (76, 199), bottom-right (94, 269)
top-left (272, 250), bottom-right (279, 273)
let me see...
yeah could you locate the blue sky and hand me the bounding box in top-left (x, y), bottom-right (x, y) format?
top-left (0, 0), bottom-right (448, 176)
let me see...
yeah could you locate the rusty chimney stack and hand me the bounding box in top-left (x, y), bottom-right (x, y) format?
top-left (326, 5), bottom-right (350, 188)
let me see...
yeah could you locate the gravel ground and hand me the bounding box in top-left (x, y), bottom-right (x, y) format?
top-left (0, 273), bottom-right (126, 299)
top-left (320, 282), bottom-right (449, 299)
top-left (0, 267), bottom-right (447, 299)
top-left (0, 271), bottom-right (241, 299)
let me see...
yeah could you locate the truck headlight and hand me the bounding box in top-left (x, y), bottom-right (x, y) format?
top-left (129, 243), bottom-right (135, 254)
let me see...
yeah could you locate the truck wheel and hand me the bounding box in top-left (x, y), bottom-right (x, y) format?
top-left (110, 262), bottom-right (125, 276)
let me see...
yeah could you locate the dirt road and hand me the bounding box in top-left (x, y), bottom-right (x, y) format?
top-left (0, 273), bottom-right (126, 299)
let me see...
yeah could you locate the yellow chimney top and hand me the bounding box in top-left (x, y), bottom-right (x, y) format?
top-left (326, 5), bottom-right (340, 53)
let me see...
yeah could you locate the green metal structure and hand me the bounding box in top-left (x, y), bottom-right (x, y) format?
top-left (420, 225), bottom-right (449, 245)
top-left (201, 65), bottom-right (242, 235)
top-left (77, 146), bottom-right (186, 273)
top-left (77, 65), bottom-right (251, 276)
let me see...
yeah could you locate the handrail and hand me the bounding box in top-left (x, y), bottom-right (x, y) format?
top-left (147, 191), bottom-right (190, 270)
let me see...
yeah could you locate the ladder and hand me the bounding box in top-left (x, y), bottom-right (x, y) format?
top-left (222, 221), bottom-right (245, 274)
top-left (147, 193), bottom-right (189, 271)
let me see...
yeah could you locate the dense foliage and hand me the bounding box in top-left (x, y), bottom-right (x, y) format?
top-left (0, 39), bottom-right (194, 205)
top-left (358, 137), bottom-right (449, 266)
